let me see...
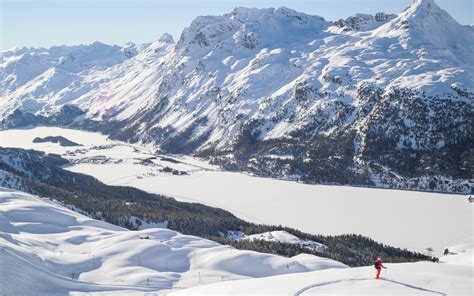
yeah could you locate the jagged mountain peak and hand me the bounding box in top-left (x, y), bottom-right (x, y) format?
top-left (158, 33), bottom-right (175, 44)
top-left (374, 0), bottom-right (442, 32)
top-left (177, 6), bottom-right (328, 52)
top-left (228, 6), bottom-right (322, 22)
top-left (410, 0), bottom-right (437, 9)
top-left (401, 0), bottom-right (452, 24)
top-left (332, 12), bottom-right (396, 32)
top-left (147, 34), bottom-right (176, 54)
top-left (380, 0), bottom-right (463, 34)
top-left (89, 40), bottom-right (112, 48)
top-left (371, 0), bottom-right (473, 64)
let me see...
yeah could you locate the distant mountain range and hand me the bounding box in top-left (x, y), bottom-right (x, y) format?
top-left (1, 0), bottom-right (472, 193)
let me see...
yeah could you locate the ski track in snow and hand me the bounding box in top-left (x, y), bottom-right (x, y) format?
top-left (295, 278), bottom-right (447, 296)
top-left (169, 260), bottom-right (473, 295)
top-left (295, 278), bottom-right (372, 296)
top-left (379, 279), bottom-right (447, 296)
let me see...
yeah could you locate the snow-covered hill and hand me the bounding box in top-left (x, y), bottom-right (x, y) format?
top-left (1, 0), bottom-right (473, 192)
top-left (1, 184), bottom-right (471, 295)
top-left (170, 259), bottom-right (473, 295)
top-left (230, 230), bottom-right (327, 252)
top-left (0, 187), bottom-right (347, 295)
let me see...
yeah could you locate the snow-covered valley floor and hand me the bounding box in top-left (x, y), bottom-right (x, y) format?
top-left (1, 127), bottom-right (471, 256)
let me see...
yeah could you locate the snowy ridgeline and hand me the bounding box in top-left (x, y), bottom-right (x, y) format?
top-left (0, 188), bottom-right (346, 296)
top-left (59, 203), bottom-right (169, 230)
top-left (1, 187), bottom-right (472, 295)
top-left (227, 231), bottom-right (327, 253)
top-left (1, 0), bottom-right (473, 193)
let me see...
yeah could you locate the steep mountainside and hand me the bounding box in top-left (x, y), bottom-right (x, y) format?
top-left (1, 0), bottom-right (472, 192)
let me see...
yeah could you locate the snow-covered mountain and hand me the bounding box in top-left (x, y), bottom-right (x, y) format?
top-left (1, 41), bottom-right (139, 94)
top-left (1, 0), bottom-right (472, 192)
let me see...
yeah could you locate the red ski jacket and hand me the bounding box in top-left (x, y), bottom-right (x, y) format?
top-left (375, 259), bottom-right (385, 269)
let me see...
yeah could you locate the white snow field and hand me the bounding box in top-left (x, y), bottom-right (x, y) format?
top-left (228, 230), bottom-right (327, 252)
top-left (440, 243), bottom-right (474, 267)
top-left (170, 260), bottom-right (473, 295)
top-left (0, 187), bottom-right (347, 296)
top-left (1, 126), bottom-right (472, 256)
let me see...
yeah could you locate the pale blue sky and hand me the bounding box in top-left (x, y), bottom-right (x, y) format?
top-left (1, 0), bottom-right (472, 50)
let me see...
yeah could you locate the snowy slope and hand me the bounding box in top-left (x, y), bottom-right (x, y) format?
top-left (233, 230), bottom-right (327, 252)
top-left (440, 243), bottom-right (474, 266)
top-left (1, 185), bottom-right (471, 295)
top-left (169, 261), bottom-right (473, 295)
top-left (1, 127), bottom-right (472, 255)
top-left (1, 0), bottom-right (472, 192)
top-left (0, 187), bottom-right (347, 295)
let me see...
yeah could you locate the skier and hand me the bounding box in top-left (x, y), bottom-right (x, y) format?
top-left (374, 256), bottom-right (387, 279)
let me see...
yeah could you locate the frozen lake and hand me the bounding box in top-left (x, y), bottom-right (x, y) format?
top-left (1, 127), bottom-right (472, 254)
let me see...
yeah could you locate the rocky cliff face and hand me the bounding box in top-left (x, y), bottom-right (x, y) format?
top-left (333, 13), bottom-right (396, 31)
top-left (1, 0), bottom-right (472, 192)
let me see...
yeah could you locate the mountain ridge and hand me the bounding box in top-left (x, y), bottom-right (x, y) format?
top-left (1, 0), bottom-right (472, 193)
